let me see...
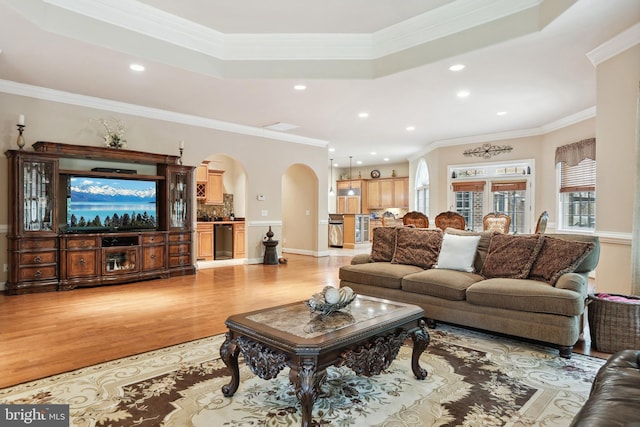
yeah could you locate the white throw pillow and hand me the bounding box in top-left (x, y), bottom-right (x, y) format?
top-left (435, 233), bottom-right (481, 272)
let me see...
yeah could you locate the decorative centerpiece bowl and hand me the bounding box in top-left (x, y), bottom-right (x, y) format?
top-left (306, 286), bottom-right (357, 316)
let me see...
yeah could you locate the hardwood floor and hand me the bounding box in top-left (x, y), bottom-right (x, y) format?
top-left (0, 253), bottom-right (609, 389)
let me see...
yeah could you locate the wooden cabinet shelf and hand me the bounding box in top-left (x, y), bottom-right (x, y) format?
top-left (5, 142), bottom-right (195, 295)
top-left (366, 177), bottom-right (408, 209)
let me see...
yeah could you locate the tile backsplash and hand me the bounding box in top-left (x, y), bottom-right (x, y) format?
top-left (197, 194), bottom-right (234, 218)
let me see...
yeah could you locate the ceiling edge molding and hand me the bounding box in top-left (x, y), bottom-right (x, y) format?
top-left (409, 106), bottom-right (596, 162)
top-left (587, 22), bottom-right (640, 66)
top-left (0, 79), bottom-right (328, 148)
top-left (373, 0), bottom-right (541, 58)
top-left (38, 0), bottom-right (543, 62)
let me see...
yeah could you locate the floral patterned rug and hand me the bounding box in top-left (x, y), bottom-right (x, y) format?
top-left (0, 324), bottom-right (605, 426)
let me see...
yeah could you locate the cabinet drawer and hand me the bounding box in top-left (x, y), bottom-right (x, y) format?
top-left (20, 251), bottom-right (57, 265)
top-left (169, 255), bottom-right (190, 267)
top-left (143, 246), bottom-right (166, 270)
top-left (20, 265), bottom-right (57, 281)
top-left (67, 250), bottom-right (100, 278)
top-left (169, 243), bottom-right (190, 255)
top-left (142, 234), bottom-right (165, 244)
top-left (21, 239), bottom-right (58, 250)
top-left (67, 237), bottom-right (99, 248)
top-left (169, 233), bottom-right (190, 243)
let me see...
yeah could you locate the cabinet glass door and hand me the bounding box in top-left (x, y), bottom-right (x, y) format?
top-left (170, 172), bottom-right (189, 228)
top-left (23, 160), bottom-right (54, 232)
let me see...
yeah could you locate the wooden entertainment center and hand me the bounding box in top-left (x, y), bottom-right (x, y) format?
top-left (5, 141), bottom-right (196, 295)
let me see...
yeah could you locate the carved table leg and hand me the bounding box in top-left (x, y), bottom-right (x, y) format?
top-left (220, 332), bottom-right (240, 397)
top-left (411, 320), bottom-right (430, 380)
top-left (289, 359), bottom-right (326, 427)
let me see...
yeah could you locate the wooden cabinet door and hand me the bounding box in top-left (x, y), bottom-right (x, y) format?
top-left (367, 180), bottom-right (381, 209)
top-left (206, 171), bottom-right (224, 205)
top-left (379, 179), bottom-right (394, 207)
top-left (346, 196), bottom-right (361, 214)
top-left (67, 250), bottom-right (100, 278)
top-left (196, 161), bottom-right (209, 183)
top-left (233, 223), bottom-right (246, 258)
top-left (197, 226), bottom-right (214, 260)
top-left (143, 245), bottom-right (166, 271)
top-left (393, 178), bottom-right (409, 208)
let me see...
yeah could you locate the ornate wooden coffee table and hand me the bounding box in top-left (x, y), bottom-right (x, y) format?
top-left (220, 295), bottom-right (430, 427)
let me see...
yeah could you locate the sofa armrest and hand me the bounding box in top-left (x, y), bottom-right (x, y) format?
top-left (351, 253), bottom-right (373, 265)
top-left (555, 272), bottom-right (588, 297)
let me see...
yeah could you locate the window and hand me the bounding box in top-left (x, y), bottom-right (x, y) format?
top-left (453, 181), bottom-right (484, 231)
top-left (559, 158), bottom-right (596, 230)
top-left (555, 138), bottom-right (596, 231)
top-left (415, 160), bottom-right (429, 217)
top-left (491, 181), bottom-right (527, 233)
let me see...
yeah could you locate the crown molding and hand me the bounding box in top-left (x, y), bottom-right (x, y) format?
top-left (39, 0), bottom-right (543, 62)
top-left (0, 79), bottom-right (328, 148)
top-left (587, 22), bottom-right (640, 66)
top-left (409, 106), bottom-right (596, 161)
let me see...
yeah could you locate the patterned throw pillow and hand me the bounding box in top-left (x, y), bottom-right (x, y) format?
top-left (391, 227), bottom-right (443, 269)
top-left (370, 226), bottom-right (399, 262)
top-left (528, 236), bottom-right (595, 284)
top-left (480, 234), bottom-right (544, 279)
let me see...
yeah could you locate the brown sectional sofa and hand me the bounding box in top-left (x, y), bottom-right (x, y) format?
top-left (339, 226), bottom-right (600, 358)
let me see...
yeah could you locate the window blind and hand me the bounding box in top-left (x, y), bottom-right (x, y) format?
top-left (491, 181), bottom-right (527, 192)
top-left (452, 181), bottom-right (485, 192)
top-left (560, 158), bottom-right (596, 193)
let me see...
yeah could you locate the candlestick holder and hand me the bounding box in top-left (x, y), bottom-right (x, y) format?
top-left (179, 147), bottom-right (184, 165)
top-left (16, 124), bottom-right (26, 150)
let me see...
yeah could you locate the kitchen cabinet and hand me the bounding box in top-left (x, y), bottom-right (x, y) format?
top-left (343, 214), bottom-right (369, 249)
top-left (206, 170), bottom-right (224, 205)
top-left (196, 223), bottom-right (214, 261)
top-left (233, 222), bottom-right (246, 258)
top-left (366, 177), bottom-right (409, 209)
top-left (336, 180), bottom-right (366, 214)
top-left (196, 161), bottom-right (209, 200)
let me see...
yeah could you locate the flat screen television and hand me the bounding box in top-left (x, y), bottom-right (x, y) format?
top-left (64, 176), bottom-right (158, 232)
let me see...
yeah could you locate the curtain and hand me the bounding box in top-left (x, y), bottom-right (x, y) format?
top-left (555, 138), bottom-right (596, 166)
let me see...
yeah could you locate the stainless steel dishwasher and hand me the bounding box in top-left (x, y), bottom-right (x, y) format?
top-left (214, 224), bottom-right (233, 260)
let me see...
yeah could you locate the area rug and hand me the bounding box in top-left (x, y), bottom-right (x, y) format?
top-left (0, 324), bottom-right (605, 426)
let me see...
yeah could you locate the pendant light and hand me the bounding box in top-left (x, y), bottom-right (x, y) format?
top-left (329, 158), bottom-right (334, 195)
top-left (347, 156), bottom-right (355, 196)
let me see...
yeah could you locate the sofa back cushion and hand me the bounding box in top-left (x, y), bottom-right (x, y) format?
top-left (528, 236), bottom-right (596, 284)
top-left (391, 227), bottom-right (443, 269)
top-left (543, 234), bottom-right (600, 273)
top-left (370, 226), bottom-right (398, 262)
top-left (480, 234), bottom-right (544, 279)
top-left (444, 228), bottom-right (495, 272)
top-left (435, 233), bottom-right (481, 272)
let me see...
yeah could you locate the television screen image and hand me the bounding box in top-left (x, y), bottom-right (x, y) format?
top-left (67, 176), bottom-right (157, 231)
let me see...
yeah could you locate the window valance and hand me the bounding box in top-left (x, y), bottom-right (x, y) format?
top-left (452, 181), bottom-right (485, 192)
top-left (555, 138), bottom-right (596, 166)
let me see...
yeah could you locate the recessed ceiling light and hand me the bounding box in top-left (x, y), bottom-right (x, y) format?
top-left (129, 63), bottom-right (145, 72)
top-left (457, 90), bottom-right (470, 98)
top-left (383, 158), bottom-right (390, 162)
top-left (449, 64), bottom-right (465, 72)
top-left (406, 126), bottom-right (415, 131)
top-left (328, 147), bottom-right (335, 152)
top-left (358, 112), bottom-right (369, 118)
top-left (370, 151), bottom-right (376, 155)
top-left (356, 160), bottom-right (363, 165)
top-left (294, 84), bottom-right (307, 91)
top-left (496, 111), bottom-right (508, 116)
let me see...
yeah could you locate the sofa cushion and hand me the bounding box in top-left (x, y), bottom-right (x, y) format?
top-left (444, 228), bottom-right (495, 273)
top-left (402, 269), bottom-right (483, 301)
top-left (339, 262), bottom-right (423, 290)
top-left (370, 226), bottom-right (398, 262)
top-left (435, 233), bottom-right (481, 272)
top-left (391, 227), bottom-right (443, 269)
top-left (528, 236), bottom-right (596, 284)
top-left (466, 278), bottom-right (584, 316)
top-left (480, 234), bottom-right (544, 279)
